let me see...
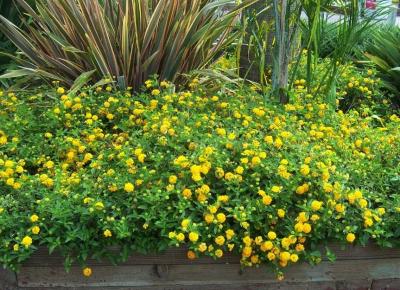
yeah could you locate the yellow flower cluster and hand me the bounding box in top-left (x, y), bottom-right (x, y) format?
top-left (0, 77), bottom-right (398, 277)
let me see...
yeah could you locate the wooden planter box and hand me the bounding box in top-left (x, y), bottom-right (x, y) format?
top-left (1, 244), bottom-right (400, 290)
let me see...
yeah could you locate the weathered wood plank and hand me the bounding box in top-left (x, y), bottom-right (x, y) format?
top-left (335, 279), bottom-right (373, 290)
top-left (371, 278), bottom-right (400, 290)
top-left (0, 268), bottom-right (17, 290)
top-left (17, 281), bottom-right (337, 290)
top-left (21, 244), bottom-right (400, 267)
top-left (17, 258), bottom-right (400, 288)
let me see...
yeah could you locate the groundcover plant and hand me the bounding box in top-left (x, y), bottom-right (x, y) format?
top-left (0, 74), bottom-right (399, 278)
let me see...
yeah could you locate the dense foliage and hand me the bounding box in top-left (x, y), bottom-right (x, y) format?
top-left (0, 0), bottom-right (35, 73)
top-left (0, 0), bottom-right (252, 88)
top-left (363, 26), bottom-right (400, 108)
top-left (0, 70), bottom-right (399, 277)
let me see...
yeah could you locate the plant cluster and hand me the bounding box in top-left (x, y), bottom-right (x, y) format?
top-left (0, 0), bottom-right (253, 89)
top-left (291, 52), bottom-right (394, 114)
top-left (0, 75), bottom-right (399, 278)
top-left (363, 25), bottom-right (400, 108)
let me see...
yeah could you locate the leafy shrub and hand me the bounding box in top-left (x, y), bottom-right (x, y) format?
top-left (305, 19), bottom-right (380, 59)
top-left (0, 0), bottom-right (35, 72)
top-left (363, 26), bottom-right (400, 108)
top-left (291, 53), bottom-right (393, 114)
top-left (0, 78), bottom-right (399, 278)
top-left (0, 0), bottom-right (251, 88)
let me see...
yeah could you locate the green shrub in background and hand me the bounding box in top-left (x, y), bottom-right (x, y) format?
top-left (0, 0), bottom-right (255, 89)
top-left (303, 19), bottom-right (378, 59)
top-left (0, 0), bottom-right (36, 88)
top-left (363, 26), bottom-right (400, 109)
top-left (0, 0), bottom-right (21, 72)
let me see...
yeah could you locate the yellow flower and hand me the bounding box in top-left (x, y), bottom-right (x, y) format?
top-left (181, 219), bottom-right (190, 229)
top-left (94, 202), bottom-right (104, 210)
top-left (189, 232), bottom-right (199, 242)
top-left (335, 204), bottom-right (345, 213)
top-left (204, 214), bottom-right (214, 224)
top-left (57, 87), bottom-right (65, 94)
top-left (217, 195), bottom-right (229, 203)
top-left (300, 164), bottom-right (310, 176)
top-left (251, 255), bottom-right (260, 264)
top-left (358, 199), bottom-right (368, 208)
top-left (303, 223), bottom-right (312, 234)
top-left (176, 233), bottom-right (185, 242)
top-left (124, 182), bottom-right (135, 192)
top-left (235, 166), bottom-right (244, 175)
top-left (296, 185), bottom-right (306, 195)
top-left (277, 209), bottom-right (285, 218)
top-left (271, 186), bottom-right (282, 193)
top-left (242, 246), bottom-right (252, 258)
top-left (364, 218), bottom-right (373, 227)
top-left (190, 165), bottom-right (202, 182)
top-left (0, 135), bottom-right (7, 145)
top-left (260, 241), bottom-right (273, 252)
top-left (377, 208), bottom-right (386, 215)
top-left (31, 226), bottom-right (40, 235)
top-left (311, 200), bottom-right (323, 211)
top-left (182, 188), bottom-right (192, 199)
top-left (198, 242), bottom-right (207, 252)
top-left (281, 237), bottom-right (291, 249)
top-left (311, 214), bottom-right (320, 222)
top-left (346, 233), bottom-right (356, 243)
top-left (216, 213), bottom-right (226, 223)
top-left (215, 235), bottom-right (225, 246)
top-left (264, 135), bottom-right (274, 144)
top-left (208, 204), bottom-right (217, 214)
top-left (30, 214), bottom-right (39, 223)
top-left (279, 251), bottom-right (291, 262)
top-left (290, 253), bottom-right (299, 263)
top-left (267, 231), bottom-right (277, 240)
top-left (83, 197), bottom-right (92, 204)
top-left (274, 138), bottom-right (283, 148)
top-left (187, 250), bottom-right (196, 260)
top-left (298, 212), bottom-right (310, 223)
top-left (347, 193), bottom-right (356, 204)
top-left (262, 195), bottom-right (272, 205)
top-left (168, 175), bottom-right (177, 184)
top-left (251, 156), bottom-right (261, 166)
top-left (225, 229), bottom-right (235, 240)
top-left (267, 252), bottom-right (276, 261)
top-left (215, 249), bottom-right (223, 258)
top-left (21, 236), bottom-right (32, 248)
top-left (354, 190), bottom-right (363, 199)
top-left (151, 89), bottom-right (160, 96)
top-left (103, 229), bottom-right (112, 238)
top-left (295, 222), bottom-right (304, 232)
top-left (243, 236), bottom-right (252, 246)
top-left (83, 267), bottom-right (92, 277)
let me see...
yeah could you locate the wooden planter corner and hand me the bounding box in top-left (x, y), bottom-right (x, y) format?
top-left (1, 243), bottom-right (400, 290)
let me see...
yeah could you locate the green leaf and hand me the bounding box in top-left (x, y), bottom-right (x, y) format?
top-left (68, 70), bottom-right (96, 97)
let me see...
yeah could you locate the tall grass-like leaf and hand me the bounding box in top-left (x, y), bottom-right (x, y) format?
top-left (363, 26), bottom-right (400, 107)
top-left (0, 0), bottom-right (256, 89)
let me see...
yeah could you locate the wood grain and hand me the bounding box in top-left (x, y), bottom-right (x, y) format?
top-left (17, 258), bottom-right (400, 288)
top-left (21, 243), bottom-right (400, 267)
top-left (11, 244), bottom-right (400, 289)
